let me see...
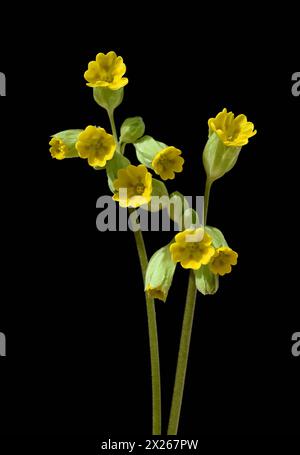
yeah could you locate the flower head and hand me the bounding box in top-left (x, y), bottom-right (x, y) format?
top-left (209, 247), bottom-right (238, 276)
top-left (113, 164), bottom-right (152, 208)
top-left (49, 137), bottom-right (69, 160)
top-left (49, 129), bottom-right (82, 160)
top-left (208, 108), bottom-right (257, 147)
top-left (75, 125), bottom-right (116, 167)
top-left (170, 228), bottom-right (215, 270)
top-left (84, 51), bottom-right (128, 90)
top-left (152, 146), bottom-right (184, 180)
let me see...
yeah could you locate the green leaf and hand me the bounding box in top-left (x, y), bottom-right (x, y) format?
top-left (205, 226), bottom-right (228, 247)
top-left (134, 135), bottom-right (167, 168)
top-left (106, 152), bottom-right (130, 192)
top-left (194, 266), bottom-right (219, 295)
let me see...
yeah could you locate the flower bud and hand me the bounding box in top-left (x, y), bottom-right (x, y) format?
top-left (145, 245), bottom-right (176, 302)
top-left (93, 86), bottom-right (124, 111)
top-left (194, 265), bottom-right (219, 295)
top-left (120, 117), bottom-right (145, 144)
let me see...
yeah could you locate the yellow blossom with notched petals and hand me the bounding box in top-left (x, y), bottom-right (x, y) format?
top-left (208, 108), bottom-right (257, 147)
top-left (113, 164), bottom-right (152, 208)
top-left (76, 125), bottom-right (116, 167)
top-left (209, 247), bottom-right (238, 276)
top-left (152, 146), bottom-right (184, 180)
top-left (49, 137), bottom-right (69, 160)
top-left (84, 51), bottom-right (128, 90)
top-left (170, 228), bottom-right (215, 270)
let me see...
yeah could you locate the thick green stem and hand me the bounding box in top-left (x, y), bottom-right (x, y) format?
top-left (204, 179), bottom-right (212, 225)
top-left (133, 224), bottom-right (162, 435)
top-left (107, 109), bottom-right (119, 152)
top-left (167, 270), bottom-right (197, 435)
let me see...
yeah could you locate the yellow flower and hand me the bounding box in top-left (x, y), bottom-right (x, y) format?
top-left (113, 164), bottom-right (152, 208)
top-left (49, 137), bottom-right (69, 160)
top-left (75, 125), bottom-right (116, 167)
top-left (170, 228), bottom-right (215, 270)
top-left (84, 51), bottom-right (128, 90)
top-left (208, 108), bottom-right (257, 147)
top-left (152, 146), bottom-right (184, 180)
top-left (49, 130), bottom-right (81, 160)
top-left (209, 247), bottom-right (238, 276)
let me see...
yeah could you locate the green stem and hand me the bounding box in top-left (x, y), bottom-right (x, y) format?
top-left (107, 109), bottom-right (119, 152)
top-left (204, 179), bottom-right (213, 225)
top-left (132, 221), bottom-right (162, 435)
top-left (167, 270), bottom-right (197, 435)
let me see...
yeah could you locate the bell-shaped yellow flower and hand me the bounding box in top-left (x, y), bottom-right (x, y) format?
top-left (49, 129), bottom-right (82, 160)
top-left (84, 51), bottom-right (128, 90)
top-left (208, 108), bottom-right (256, 147)
top-left (49, 137), bottom-right (70, 160)
top-left (76, 125), bottom-right (116, 167)
top-left (209, 247), bottom-right (238, 276)
top-left (152, 146), bottom-right (184, 180)
top-left (170, 228), bottom-right (215, 270)
top-left (113, 164), bottom-right (152, 208)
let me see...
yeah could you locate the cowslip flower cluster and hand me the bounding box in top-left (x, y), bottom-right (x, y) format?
top-left (49, 49), bottom-right (257, 436)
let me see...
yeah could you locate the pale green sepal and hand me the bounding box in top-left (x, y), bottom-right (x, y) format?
top-left (93, 87), bottom-right (124, 111)
top-left (134, 135), bottom-right (167, 168)
top-left (145, 244), bottom-right (176, 302)
top-left (194, 265), bottom-right (219, 295)
top-left (205, 226), bottom-right (228, 248)
top-left (203, 132), bottom-right (241, 182)
top-left (106, 152), bottom-right (131, 192)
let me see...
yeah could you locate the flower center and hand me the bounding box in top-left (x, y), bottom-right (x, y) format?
top-left (136, 183), bottom-right (145, 195)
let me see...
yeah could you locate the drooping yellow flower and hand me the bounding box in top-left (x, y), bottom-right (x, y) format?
top-left (208, 108), bottom-right (257, 147)
top-left (209, 247), bottom-right (238, 276)
top-left (49, 130), bottom-right (81, 160)
top-left (152, 146), bottom-right (184, 180)
top-left (84, 51), bottom-right (128, 90)
top-left (49, 137), bottom-right (69, 160)
top-left (113, 164), bottom-right (152, 208)
top-left (75, 125), bottom-right (116, 167)
top-left (170, 228), bottom-right (215, 270)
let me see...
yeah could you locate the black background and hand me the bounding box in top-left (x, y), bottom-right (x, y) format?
top-left (0, 5), bottom-right (299, 440)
